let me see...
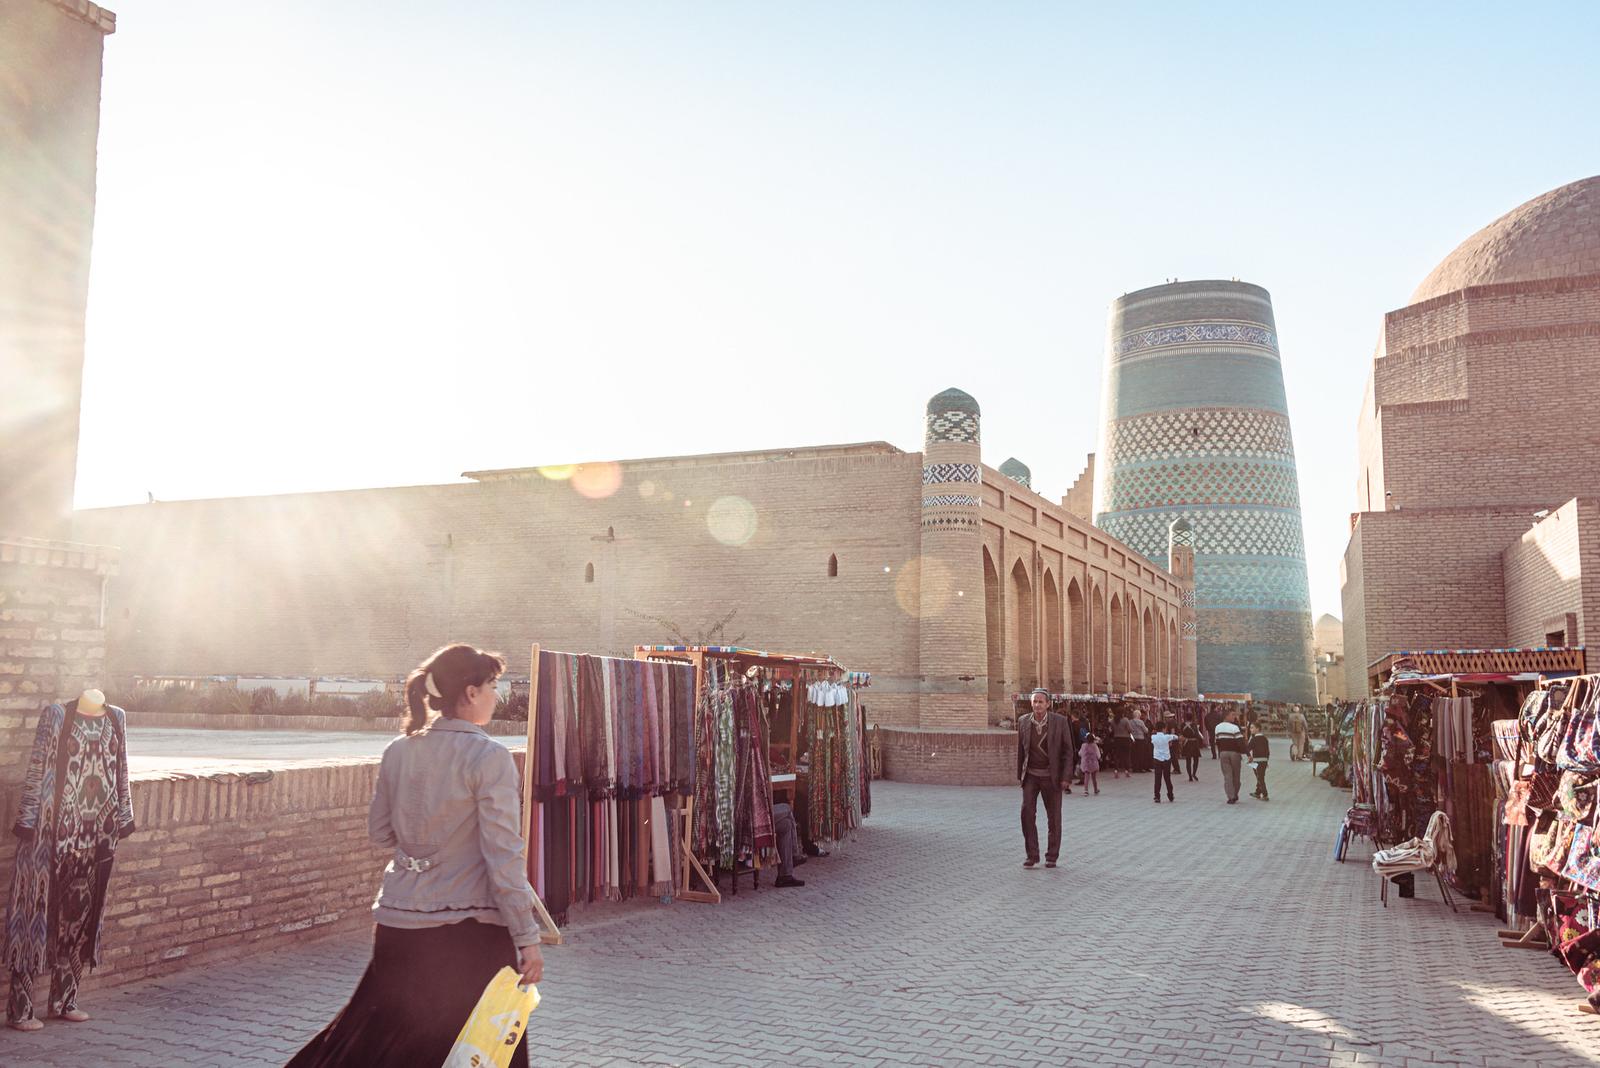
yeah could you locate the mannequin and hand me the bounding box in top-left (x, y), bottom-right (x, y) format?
top-left (5, 688), bottom-right (135, 1031)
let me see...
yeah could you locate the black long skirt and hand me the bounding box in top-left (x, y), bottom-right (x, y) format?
top-left (285, 919), bottom-right (530, 1067)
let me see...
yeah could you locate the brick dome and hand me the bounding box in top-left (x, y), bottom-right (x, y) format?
top-left (1410, 175), bottom-right (1600, 304)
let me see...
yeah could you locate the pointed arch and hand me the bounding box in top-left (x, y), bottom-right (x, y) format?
top-left (1142, 605), bottom-right (1156, 693)
top-left (983, 547), bottom-right (1004, 719)
top-left (1109, 591), bottom-right (1127, 694)
top-left (1009, 559), bottom-right (1037, 692)
top-left (1043, 569), bottom-right (1063, 691)
top-left (1090, 584), bottom-right (1107, 694)
top-left (1066, 577), bottom-right (1086, 692)
top-left (584, 562), bottom-right (595, 584)
top-left (827, 554), bottom-right (838, 577)
top-left (1169, 616), bottom-right (1181, 694)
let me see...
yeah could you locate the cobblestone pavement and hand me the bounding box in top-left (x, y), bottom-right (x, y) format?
top-left (7, 740), bottom-right (1600, 1066)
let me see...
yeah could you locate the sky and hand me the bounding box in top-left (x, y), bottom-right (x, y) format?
top-left (75, 1), bottom-right (1600, 621)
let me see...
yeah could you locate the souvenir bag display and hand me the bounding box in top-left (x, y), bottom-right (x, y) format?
top-left (1529, 810), bottom-right (1578, 877)
top-left (1504, 778), bottom-right (1533, 827)
top-left (1558, 677), bottom-right (1600, 773)
top-left (1557, 771), bottom-right (1599, 822)
top-left (1537, 682), bottom-right (1574, 767)
top-left (1563, 811), bottom-right (1600, 892)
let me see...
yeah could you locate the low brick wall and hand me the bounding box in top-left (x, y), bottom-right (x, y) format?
top-left (880, 726), bottom-right (1015, 785)
top-left (127, 710), bottom-right (525, 736)
top-left (82, 749), bottom-right (523, 992)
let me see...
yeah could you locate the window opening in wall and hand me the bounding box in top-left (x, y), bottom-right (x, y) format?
top-left (585, 562), bottom-right (595, 584)
top-left (606, 526), bottom-right (614, 540)
top-left (1546, 630), bottom-right (1566, 648)
top-left (827, 554), bottom-right (838, 577)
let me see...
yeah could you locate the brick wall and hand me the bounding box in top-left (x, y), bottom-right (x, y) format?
top-left (1343, 508), bottom-right (1532, 691)
top-left (878, 726), bottom-right (1015, 786)
top-left (85, 749), bottom-right (524, 991)
top-left (0, 536), bottom-right (118, 909)
top-left (0, 0), bottom-right (114, 540)
top-left (76, 437), bottom-right (1189, 734)
top-left (1503, 498), bottom-right (1600, 649)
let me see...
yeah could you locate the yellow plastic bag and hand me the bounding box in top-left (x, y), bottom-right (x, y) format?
top-left (442, 966), bottom-right (541, 1068)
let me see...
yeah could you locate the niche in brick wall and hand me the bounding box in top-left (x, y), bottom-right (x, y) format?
top-left (827, 554), bottom-right (838, 577)
top-left (585, 562), bottom-right (595, 583)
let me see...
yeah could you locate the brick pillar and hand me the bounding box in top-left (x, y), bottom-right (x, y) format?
top-left (0, 536), bottom-right (118, 904)
top-left (1168, 519), bottom-right (1198, 696)
top-left (916, 388), bottom-right (988, 729)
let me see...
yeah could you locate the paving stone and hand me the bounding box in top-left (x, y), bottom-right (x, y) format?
top-left (1, 741), bottom-right (1598, 1065)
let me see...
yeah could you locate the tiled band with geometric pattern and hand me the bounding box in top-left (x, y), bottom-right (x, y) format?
top-left (1099, 459), bottom-right (1301, 512)
top-left (1113, 321), bottom-right (1278, 360)
top-left (925, 410), bottom-right (979, 444)
top-left (922, 463), bottom-right (980, 485)
top-left (1098, 509), bottom-right (1307, 563)
top-left (1105, 408), bottom-right (1294, 465)
top-left (921, 494), bottom-right (980, 508)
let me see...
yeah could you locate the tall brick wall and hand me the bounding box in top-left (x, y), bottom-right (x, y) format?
top-left (0, 0), bottom-right (115, 540)
top-left (0, 536), bottom-right (118, 916)
top-left (1503, 498), bottom-right (1600, 649)
top-left (1342, 508), bottom-right (1532, 694)
top-left (1344, 265), bottom-right (1600, 695)
top-left (76, 435), bottom-right (1188, 740)
top-left (878, 727), bottom-right (1014, 786)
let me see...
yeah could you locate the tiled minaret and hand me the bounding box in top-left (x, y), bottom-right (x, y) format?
top-left (1094, 281), bottom-right (1315, 702)
top-left (917, 388), bottom-right (988, 729)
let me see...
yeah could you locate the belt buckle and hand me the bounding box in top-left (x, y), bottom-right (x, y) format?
top-left (400, 854), bottom-right (432, 873)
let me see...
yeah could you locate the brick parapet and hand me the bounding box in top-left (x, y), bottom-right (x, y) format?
top-left (82, 749), bottom-right (529, 991)
top-left (878, 726), bottom-right (1015, 786)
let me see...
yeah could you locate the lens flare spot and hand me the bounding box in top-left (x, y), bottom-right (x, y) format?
top-left (706, 496), bottom-right (758, 546)
top-left (537, 464), bottom-right (575, 481)
top-left (571, 462), bottom-right (622, 499)
top-left (895, 556), bottom-right (952, 619)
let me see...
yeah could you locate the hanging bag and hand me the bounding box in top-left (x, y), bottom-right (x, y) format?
top-left (1539, 681), bottom-right (1577, 767)
top-left (1555, 678), bottom-right (1600, 771)
top-left (1528, 810), bottom-right (1563, 872)
top-left (1562, 809), bottom-right (1600, 893)
top-left (442, 967), bottom-right (541, 1068)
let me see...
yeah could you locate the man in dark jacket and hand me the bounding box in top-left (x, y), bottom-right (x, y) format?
top-left (1016, 689), bottom-right (1074, 869)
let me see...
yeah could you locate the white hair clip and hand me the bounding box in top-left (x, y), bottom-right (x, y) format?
top-left (424, 672), bottom-right (443, 699)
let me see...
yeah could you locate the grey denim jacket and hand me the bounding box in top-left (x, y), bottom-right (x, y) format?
top-left (368, 718), bottom-right (540, 947)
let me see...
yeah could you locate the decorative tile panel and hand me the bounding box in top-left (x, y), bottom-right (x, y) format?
top-left (1114, 321), bottom-right (1278, 359)
top-left (921, 494), bottom-right (980, 508)
top-left (1100, 459), bottom-right (1301, 512)
top-left (1105, 408), bottom-right (1294, 465)
top-left (922, 463), bottom-right (980, 485)
top-left (925, 410), bottom-right (980, 444)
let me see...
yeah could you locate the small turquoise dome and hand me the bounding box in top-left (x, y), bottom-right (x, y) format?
top-left (926, 388), bottom-right (980, 417)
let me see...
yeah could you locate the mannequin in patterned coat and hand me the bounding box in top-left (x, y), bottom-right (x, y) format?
top-left (4, 689), bottom-right (135, 1031)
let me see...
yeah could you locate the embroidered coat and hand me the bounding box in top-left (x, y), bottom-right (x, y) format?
top-left (4, 700), bottom-right (135, 975)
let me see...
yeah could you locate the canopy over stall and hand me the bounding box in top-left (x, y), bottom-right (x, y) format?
top-left (1368, 647), bottom-right (1587, 694)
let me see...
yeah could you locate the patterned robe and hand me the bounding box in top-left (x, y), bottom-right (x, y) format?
top-left (5, 701), bottom-right (135, 976)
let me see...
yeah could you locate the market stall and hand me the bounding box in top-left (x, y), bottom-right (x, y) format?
top-left (635, 645), bottom-right (872, 898)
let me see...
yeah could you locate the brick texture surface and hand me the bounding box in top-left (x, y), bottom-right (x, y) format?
top-left (4, 741), bottom-right (1598, 1067)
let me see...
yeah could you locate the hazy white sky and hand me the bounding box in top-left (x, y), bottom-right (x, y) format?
top-left (76, 1), bottom-right (1600, 620)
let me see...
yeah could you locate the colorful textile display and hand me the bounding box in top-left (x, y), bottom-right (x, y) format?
top-left (526, 651), bottom-right (695, 923)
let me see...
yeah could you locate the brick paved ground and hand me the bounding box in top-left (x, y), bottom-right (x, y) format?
top-left (6, 740), bottom-right (1600, 1066)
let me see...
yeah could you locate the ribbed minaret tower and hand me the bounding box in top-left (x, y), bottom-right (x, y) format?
top-left (917, 388), bottom-right (989, 729)
top-left (1168, 518), bottom-right (1198, 697)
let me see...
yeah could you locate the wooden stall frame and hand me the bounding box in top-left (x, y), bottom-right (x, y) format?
top-left (521, 643), bottom-right (564, 945)
top-left (635, 644), bottom-right (859, 900)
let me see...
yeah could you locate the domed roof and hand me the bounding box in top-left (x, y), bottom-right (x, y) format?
top-left (998, 457), bottom-right (1030, 478)
top-left (926, 387), bottom-right (980, 417)
top-left (1410, 175), bottom-right (1600, 304)
top-left (1169, 517), bottom-right (1194, 532)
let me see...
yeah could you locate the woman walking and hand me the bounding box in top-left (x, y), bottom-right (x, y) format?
top-left (1078, 735), bottom-right (1102, 795)
top-left (288, 644), bottom-right (544, 1067)
top-left (1179, 715), bottom-right (1204, 782)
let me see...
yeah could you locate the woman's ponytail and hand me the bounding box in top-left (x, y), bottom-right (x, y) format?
top-left (401, 644), bottom-right (507, 736)
top-left (402, 670), bottom-right (431, 736)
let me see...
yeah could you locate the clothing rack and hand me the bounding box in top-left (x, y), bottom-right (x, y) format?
top-left (518, 643), bottom-right (565, 945)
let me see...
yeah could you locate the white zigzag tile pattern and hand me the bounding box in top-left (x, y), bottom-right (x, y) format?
top-left (922, 494), bottom-right (980, 508)
top-left (922, 463), bottom-right (980, 485)
top-left (1101, 460), bottom-right (1301, 512)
